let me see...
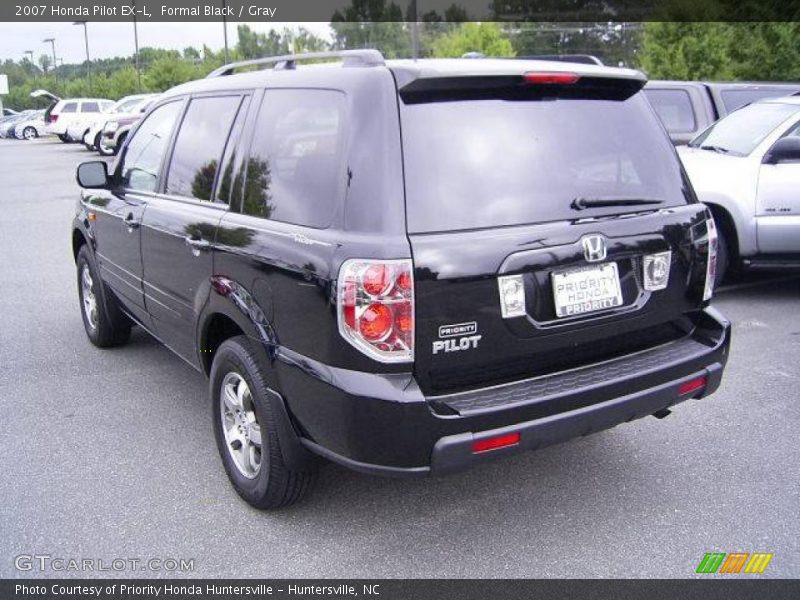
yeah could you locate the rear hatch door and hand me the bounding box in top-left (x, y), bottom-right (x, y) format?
top-left (397, 69), bottom-right (712, 396)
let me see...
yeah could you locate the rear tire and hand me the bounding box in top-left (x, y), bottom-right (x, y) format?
top-left (58, 133), bottom-right (70, 143)
top-left (23, 126), bottom-right (37, 140)
top-left (88, 132), bottom-right (101, 151)
top-left (76, 246), bottom-right (131, 347)
top-left (210, 336), bottom-right (317, 509)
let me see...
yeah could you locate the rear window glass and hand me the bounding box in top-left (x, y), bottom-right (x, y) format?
top-left (644, 89), bottom-right (696, 133)
top-left (242, 89), bottom-right (346, 228)
top-left (401, 93), bottom-right (689, 233)
top-left (721, 89), bottom-right (800, 113)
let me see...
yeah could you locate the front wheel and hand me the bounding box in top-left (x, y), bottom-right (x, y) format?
top-left (22, 126), bottom-right (37, 140)
top-left (76, 246), bottom-right (131, 347)
top-left (210, 336), bottom-right (317, 509)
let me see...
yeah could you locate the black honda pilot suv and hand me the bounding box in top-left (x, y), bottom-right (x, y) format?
top-left (72, 50), bottom-right (730, 509)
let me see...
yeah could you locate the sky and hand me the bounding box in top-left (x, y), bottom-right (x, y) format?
top-left (0, 22), bottom-right (333, 64)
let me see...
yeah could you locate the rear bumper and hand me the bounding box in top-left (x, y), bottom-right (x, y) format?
top-left (277, 307), bottom-right (731, 477)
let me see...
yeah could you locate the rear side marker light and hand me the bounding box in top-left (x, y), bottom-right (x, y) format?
top-left (524, 72), bottom-right (580, 85)
top-left (679, 376), bottom-right (707, 396)
top-left (338, 258), bottom-right (414, 363)
top-left (472, 432), bottom-right (521, 454)
top-left (643, 251), bottom-right (672, 291)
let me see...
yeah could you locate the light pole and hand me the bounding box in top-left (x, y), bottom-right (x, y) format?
top-left (24, 50), bottom-right (35, 83)
top-left (43, 37), bottom-right (57, 79)
top-left (73, 21), bottom-right (91, 91)
top-left (222, 0), bottom-right (229, 63)
top-left (132, 1), bottom-right (142, 91)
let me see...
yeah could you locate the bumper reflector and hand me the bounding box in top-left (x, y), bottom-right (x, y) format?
top-left (678, 376), bottom-right (707, 396)
top-left (472, 432), bottom-right (521, 454)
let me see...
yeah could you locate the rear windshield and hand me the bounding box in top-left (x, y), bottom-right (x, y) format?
top-left (720, 89), bottom-right (800, 113)
top-left (644, 88), bottom-right (697, 133)
top-left (401, 93), bottom-right (689, 233)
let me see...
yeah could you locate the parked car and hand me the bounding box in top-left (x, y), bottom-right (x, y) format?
top-left (2, 108), bottom-right (19, 117)
top-left (43, 96), bottom-right (114, 142)
top-left (644, 81), bottom-right (800, 145)
top-left (72, 51), bottom-right (730, 509)
top-left (678, 96), bottom-right (800, 283)
top-left (91, 95), bottom-right (159, 154)
top-left (13, 110), bottom-right (47, 140)
top-left (0, 110), bottom-right (37, 138)
top-left (82, 94), bottom-right (157, 151)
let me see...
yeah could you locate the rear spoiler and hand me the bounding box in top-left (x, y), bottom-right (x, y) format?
top-left (399, 71), bottom-right (647, 104)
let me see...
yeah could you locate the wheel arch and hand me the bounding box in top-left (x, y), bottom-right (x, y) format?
top-left (704, 202), bottom-right (740, 264)
top-left (72, 227), bottom-right (89, 264)
top-left (198, 283), bottom-right (278, 379)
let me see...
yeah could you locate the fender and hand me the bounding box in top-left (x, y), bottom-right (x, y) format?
top-left (197, 276), bottom-right (317, 472)
top-left (702, 195), bottom-right (756, 257)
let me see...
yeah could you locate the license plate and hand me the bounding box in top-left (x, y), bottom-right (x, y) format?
top-left (551, 263), bottom-right (623, 318)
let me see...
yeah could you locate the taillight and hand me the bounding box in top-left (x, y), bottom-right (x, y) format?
top-left (523, 72), bottom-right (580, 85)
top-left (48, 114), bottom-right (58, 123)
top-left (704, 216), bottom-right (718, 301)
top-left (337, 259), bottom-right (414, 363)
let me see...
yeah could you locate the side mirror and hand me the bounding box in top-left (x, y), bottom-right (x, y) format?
top-left (763, 137), bottom-right (800, 165)
top-left (76, 161), bottom-right (109, 189)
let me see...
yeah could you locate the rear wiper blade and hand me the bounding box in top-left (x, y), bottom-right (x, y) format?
top-left (570, 197), bottom-right (665, 210)
top-left (698, 144), bottom-right (729, 154)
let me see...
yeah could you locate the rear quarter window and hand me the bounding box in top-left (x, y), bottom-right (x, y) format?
top-left (60, 102), bottom-right (77, 113)
top-left (241, 89), bottom-right (346, 228)
top-left (644, 89), bottom-right (697, 133)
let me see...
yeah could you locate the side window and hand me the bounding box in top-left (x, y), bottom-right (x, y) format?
top-left (81, 101), bottom-right (100, 113)
top-left (785, 121), bottom-right (800, 138)
top-left (165, 96), bottom-right (242, 202)
top-left (119, 101), bottom-right (182, 193)
top-left (644, 89), bottom-right (697, 134)
top-left (61, 102), bottom-right (78, 114)
top-left (242, 89), bottom-right (346, 227)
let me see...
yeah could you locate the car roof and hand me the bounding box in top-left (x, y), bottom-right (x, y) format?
top-left (757, 95), bottom-right (800, 106)
top-left (160, 57), bottom-right (645, 99)
top-left (57, 98), bottom-right (113, 103)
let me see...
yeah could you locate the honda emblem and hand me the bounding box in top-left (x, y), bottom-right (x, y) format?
top-left (582, 235), bottom-right (607, 262)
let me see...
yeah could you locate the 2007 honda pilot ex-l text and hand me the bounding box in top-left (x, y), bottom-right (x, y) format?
top-left (71, 50), bottom-right (731, 508)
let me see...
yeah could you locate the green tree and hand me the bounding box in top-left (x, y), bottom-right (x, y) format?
top-left (639, 22), bottom-right (734, 80)
top-left (430, 22), bottom-right (515, 58)
top-left (330, 0), bottom-right (410, 58)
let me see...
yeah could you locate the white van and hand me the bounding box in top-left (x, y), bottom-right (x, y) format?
top-left (45, 97), bottom-right (114, 142)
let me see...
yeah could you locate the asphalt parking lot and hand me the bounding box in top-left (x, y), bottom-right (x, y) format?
top-left (0, 137), bottom-right (798, 579)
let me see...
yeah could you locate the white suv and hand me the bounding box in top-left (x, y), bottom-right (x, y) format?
top-left (46, 98), bottom-right (113, 143)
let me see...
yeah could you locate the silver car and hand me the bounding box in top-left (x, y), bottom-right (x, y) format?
top-left (678, 96), bottom-right (800, 284)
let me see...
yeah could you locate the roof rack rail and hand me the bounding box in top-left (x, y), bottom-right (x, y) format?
top-left (207, 49), bottom-right (385, 78)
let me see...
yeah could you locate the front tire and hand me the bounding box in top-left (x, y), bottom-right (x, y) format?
top-left (714, 228), bottom-right (729, 289)
top-left (76, 246), bottom-right (131, 347)
top-left (210, 336), bottom-right (317, 509)
top-left (58, 133), bottom-right (70, 143)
